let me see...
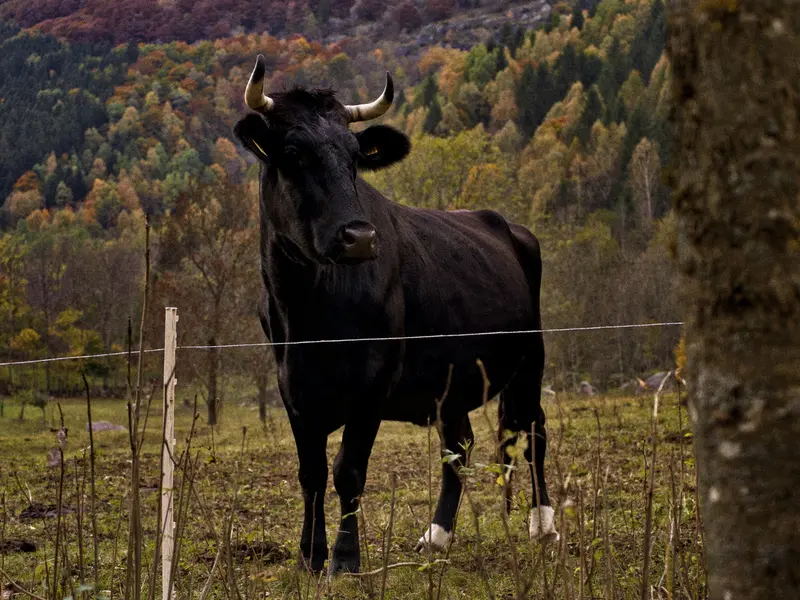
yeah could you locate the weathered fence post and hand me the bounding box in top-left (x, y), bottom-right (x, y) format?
top-left (162, 307), bottom-right (178, 600)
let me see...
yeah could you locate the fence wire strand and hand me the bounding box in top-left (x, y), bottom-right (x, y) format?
top-left (0, 321), bottom-right (684, 368)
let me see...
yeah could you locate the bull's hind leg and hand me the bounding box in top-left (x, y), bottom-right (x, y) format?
top-left (415, 414), bottom-right (474, 552)
top-left (330, 415), bottom-right (381, 575)
top-left (499, 352), bottom-right (559, 543)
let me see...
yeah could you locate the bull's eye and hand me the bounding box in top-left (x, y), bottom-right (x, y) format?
top-left (365, 146), bottom-right (379, 156)
top-left (283, 146), bottom-right (305, 167)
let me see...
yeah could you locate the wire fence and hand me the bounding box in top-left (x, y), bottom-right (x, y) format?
top-left (0, 321), bottom-right (684, 368)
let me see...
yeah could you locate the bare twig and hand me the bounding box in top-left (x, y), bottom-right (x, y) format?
top-left (358, 503), bottom-right (376, 598)
top-left (462, 486), bottom-right (496, 599)
top-left (434, 366), bottom-right (459, 600)
top-left (426, 415), bottom-right (433, 600)
top-left (379, 473), bottom-right (397, 600)
top-left (586, 408), bottom-right (602, 595)
top-left (224, 429), bottom-right (247, 600)
top-left (82, 371), bottom-right (100, 591)
top-left (602, 466), bottom-right (615, 600)
top-left (552, 392), bottom-right (574, 600)
top-left (665, 455), bottom-right (677, 600)
top-left (53, 403), bottom-right (67, 599)
top-left (75, 456), bottom-right (86, 590)
top-left (343, 560), bottom-right (450, 578)
top-left (0, 491), bottom-right (5, 599)
top-left (198, 545), bottom-right (223, 600)
top-left (127, 216), bottom-right (150, 600)
top-left (0, 566), bottom-right (47, 600)
top-left (11, 471), bottom-right (32, 505)
top-left (577, 484), bottom-right (586, 600)
top-left (531, 422), bottom-right (545, 598)
top-left (641, 371), bottom-right (671, 600)
top-left (476, 359), bottom-right (524, 600)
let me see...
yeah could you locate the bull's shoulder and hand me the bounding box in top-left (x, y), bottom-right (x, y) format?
top-left (508, 222), bottom-right (541, 258)
top-left (469, 208), bottom-right (511, 231)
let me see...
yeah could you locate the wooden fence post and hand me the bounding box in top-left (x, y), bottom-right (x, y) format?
top-left (162, 307), bottom-right (178, 600)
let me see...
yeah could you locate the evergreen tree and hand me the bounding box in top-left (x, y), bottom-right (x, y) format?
top-left (629, 0), bottom-right (666, 83)
top-left (596, 38), bottom-right (629, 106)
top-left (620, 102), bottom-right (650, 174)
top-left (423, 98), bottom-right (443, 134)
top-left (516, 63), bottom-right (538, 140)
top-left (511, 26), bottom-right (526, 57)
top-left (544, 11), bottom-right (561, 33)
top-left (579, 52), bottom-right (603, 89)
top-left (495, 45), bottom-right (508, 73)
top-left (555, 43), bottom-right (580, 98)
top-left (516, 62), bottom-right (558, 140)
top-left (571, 5), bottom-right (584, 30)
top-left (609, 95), bottom-right (627, 125)
top-left (499, 22), bottom-right (513, 48)
top-left (418, 76), bottom-right (438, 108)
top-left (575, 86), bottom-right (604, 146)
top-left (125, 40), bottom-right (139, 64)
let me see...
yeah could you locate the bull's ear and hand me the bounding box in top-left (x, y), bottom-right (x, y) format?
top-left (355, 125), bottom-right (410, 170)
top-left (233, 114), bottom-right (274, 163)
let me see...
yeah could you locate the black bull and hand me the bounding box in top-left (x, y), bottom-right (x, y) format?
top-left (233, 55), bottom-right (559, 575)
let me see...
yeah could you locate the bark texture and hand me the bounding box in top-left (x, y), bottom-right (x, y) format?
top-left (668, 2), bottom-right (800, 598)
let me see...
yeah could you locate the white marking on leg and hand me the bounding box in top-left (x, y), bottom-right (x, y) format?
top-left (529, 505), bottom-right (560, 543)
top-left (415, 524), bottom-right (453, 552)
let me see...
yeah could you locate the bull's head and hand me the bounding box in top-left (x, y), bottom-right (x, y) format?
top-left (233, 55), bottom-right (410, 265)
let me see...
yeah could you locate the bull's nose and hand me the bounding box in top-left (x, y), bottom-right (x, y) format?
top-left (338, 221), bottom-right (377, 260)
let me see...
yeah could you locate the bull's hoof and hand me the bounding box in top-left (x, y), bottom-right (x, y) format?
top-left (328, 552), bottom-right (360, 576)
top-left (529, 505), bottom-right (560, 543)
top-left (414, 524), bottom-right (453, 553)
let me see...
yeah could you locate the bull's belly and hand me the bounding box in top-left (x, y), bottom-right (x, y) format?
top-left (275, 323), bottom-right (539, 429)
top-left (378, 338), bottom-right (532, 425)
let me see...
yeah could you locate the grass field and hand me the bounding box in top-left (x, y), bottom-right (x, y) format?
top-left (0, 385), bottom-right (706, 599)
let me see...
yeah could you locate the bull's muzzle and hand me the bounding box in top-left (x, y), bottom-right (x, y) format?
top-left (336, 221), bottom-right (377, 262)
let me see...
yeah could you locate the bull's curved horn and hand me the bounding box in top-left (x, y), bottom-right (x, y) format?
top-left (344, 72), bottom-right (394, 123)
top-left (244, 54), bottom-right (275, 112)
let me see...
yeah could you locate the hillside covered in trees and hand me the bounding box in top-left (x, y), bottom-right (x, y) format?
top-left (0, 0), bottom-right (677, 419)
top-left (1, 0), bottom-right (552, 44)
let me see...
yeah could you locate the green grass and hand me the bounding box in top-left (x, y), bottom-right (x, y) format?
top-left (0, 389), bottom-right (706, 599)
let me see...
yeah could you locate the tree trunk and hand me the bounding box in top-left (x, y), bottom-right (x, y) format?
top-left (207, 337), bottom-right (219, 426)
top-left (207, 397), bottom-right (218, 427)
top-left (667, 3), bottom-right (800, 598)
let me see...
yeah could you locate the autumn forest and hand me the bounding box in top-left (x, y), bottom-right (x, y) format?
top-left (0, 0), bottom-right (676, 419)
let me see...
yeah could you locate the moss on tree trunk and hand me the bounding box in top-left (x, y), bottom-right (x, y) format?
top-left (667, 2), bottom-right (800, 598)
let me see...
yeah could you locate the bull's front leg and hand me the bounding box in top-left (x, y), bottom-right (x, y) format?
top-left (415, 415), bottom-right (474, 553)
top-left (290, 421), bottom-right (330, 572)
top-left (330, 415), bottom-right (381, 574)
